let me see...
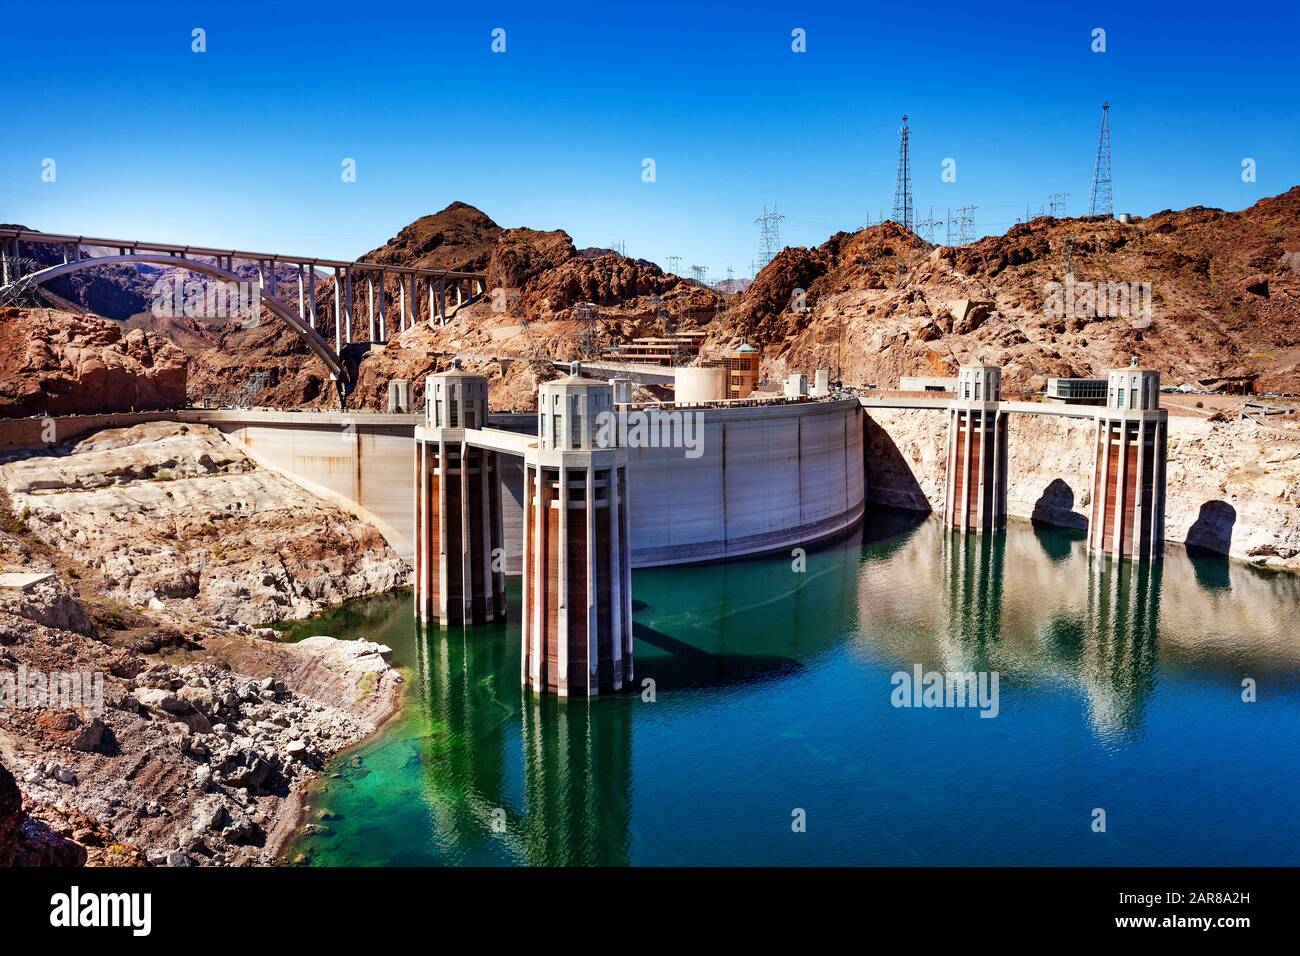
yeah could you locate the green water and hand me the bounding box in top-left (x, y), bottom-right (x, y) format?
top-left (282, 508), bottom-right (1300, 866)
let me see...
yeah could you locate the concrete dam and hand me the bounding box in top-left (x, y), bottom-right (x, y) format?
top-left (3, 357), bottom-right (1174, 697)
top-left (74, 386), bottom-right (864, 576)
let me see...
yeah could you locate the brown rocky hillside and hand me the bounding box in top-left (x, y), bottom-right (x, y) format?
top-left (6, 188), bottom-right (1298, 411)
top-left (710, 187), bottom-right (1300, 395)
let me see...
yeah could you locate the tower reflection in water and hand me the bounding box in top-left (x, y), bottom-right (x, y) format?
top-left (1079, 559), bottom-right (1161, 740)
top-left (938, 524), bottom-right (1161, 740)
top-left (941, 530), bottom-right (1006, 671)
top-left (413, 621), bottom-right (632, 865)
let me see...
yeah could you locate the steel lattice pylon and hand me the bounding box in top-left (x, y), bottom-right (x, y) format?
top-left (890, 115), bottom-right (914, 232)
top-left (1089, 103), bottom-right (1113, 217)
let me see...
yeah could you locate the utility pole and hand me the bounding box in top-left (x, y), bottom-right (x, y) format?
top-left (1061, 235), bottom-right (1076, 279)
top-left (575, 301), bottom-right (600, 359)
top-left (1088, 103), bottom-right (1113, 217)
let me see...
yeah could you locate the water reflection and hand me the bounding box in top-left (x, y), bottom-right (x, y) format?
top-left (519, 695), bottom-right (632, 866)
top-left (942, 531), bottom-right (1006, 671)
top-left (290, 506), bottom-right (1300, 866)
top-left (413, 621), bottom-right (634, 865)
top-left (1078, 559), bottom-right (1161, 740)
top-left (412, 623), bottom-right (514, 859)
top-left (631, 533), bottom-right (864, 691)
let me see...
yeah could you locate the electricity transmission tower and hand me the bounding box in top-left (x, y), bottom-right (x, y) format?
top-left (665, 256), bottom-right (682, 275)
top-left (890, 115), bottom-right (914, 232)
top-left (1061, 235), bottom-right (1076, 278)
top-left (1049, 192), bottom-right (1069, 218)
top-left (755, 205), bottom-right (785, 272)
top-left (1088, 103), bottom-right (1113, 217)
top-left (956, 204), bottom-right (977, 244)
top-left (574, 301), bottom-right (601, 359)
top-left (690, 264), bottom-right (708, 285)
top-left (916, 207), bottom-right (943, 244)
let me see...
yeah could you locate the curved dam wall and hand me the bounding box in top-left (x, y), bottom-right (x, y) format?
top-left (622, 398), bottom-right (865, 567)
top-left (484, 399), bottom-right (866, 573)
top-left (17, 402), bottom-right (866, 574)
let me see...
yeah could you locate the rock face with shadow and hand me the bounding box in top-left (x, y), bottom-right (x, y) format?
top-left (0, 306), bottom-right (188, 418)
top-left (0, 761), bottom-right (87, 866)
top-left (1165, 418), bottom-right (1300, 571)
top-left (863, 407), bottom-right (1300, 571)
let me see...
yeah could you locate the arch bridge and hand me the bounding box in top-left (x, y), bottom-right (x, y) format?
top-left (0, 228), bottom-right (488, 404)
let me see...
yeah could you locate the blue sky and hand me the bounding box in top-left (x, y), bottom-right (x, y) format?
top-left (2, 0), bottom-right (1296, 279)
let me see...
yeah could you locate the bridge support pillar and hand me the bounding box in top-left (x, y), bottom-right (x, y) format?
top-left (414, 369), bottom-right (505, 625)
top-left (1088, 361), bottom-right (1167, 561)
top-left (521, 373), bottom-right (633, 697)
top-left (943, 361), bottom-right (1007, 533)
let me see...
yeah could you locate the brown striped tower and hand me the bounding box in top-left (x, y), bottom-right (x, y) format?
top-left (943, 360), bottom-right (1008, 533)
top-left (1088, 359), bottom-right (1167, 561)
top-left (413, 367), bottom-right (506, 625)
top-left (521, 373), bottom-right (633, 697)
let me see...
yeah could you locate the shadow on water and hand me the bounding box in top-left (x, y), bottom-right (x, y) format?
top-left (632, 620), bottom-right (802, 690)
top-left (1032, 520), bottom-right (1086, 564)
top-left (1185, 500), bottom-right (1237, 591)
top-left (630, 519), bottom-right (872, 693)
top-left (860, 504), bottom-right (929, 551)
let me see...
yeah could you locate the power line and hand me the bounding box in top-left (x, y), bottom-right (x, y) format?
top-left (956, 204), bottom-right (977, 245)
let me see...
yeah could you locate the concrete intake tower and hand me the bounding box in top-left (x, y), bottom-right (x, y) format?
top-left (1088, 361), bottom-right (1168, 561)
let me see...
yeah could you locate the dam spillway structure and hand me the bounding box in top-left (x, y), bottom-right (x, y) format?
top-left (521, 374), bottom-right (634, 697)
top-left (943, 361), bottom-right (1008, 533)
top-left (413, 367), bottom-right (507, 626)
top-left (1088, 361), bottom-right (1167, 561)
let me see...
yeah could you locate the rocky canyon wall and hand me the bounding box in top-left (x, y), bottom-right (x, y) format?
top-left (863, 407), bottom-right (1300, 572)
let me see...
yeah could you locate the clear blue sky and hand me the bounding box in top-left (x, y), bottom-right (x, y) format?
top-left (2, 0), bottom-right (1296, 279)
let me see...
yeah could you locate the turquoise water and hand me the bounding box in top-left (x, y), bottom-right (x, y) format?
top-left (284, 508), bottom-right (1300, 866)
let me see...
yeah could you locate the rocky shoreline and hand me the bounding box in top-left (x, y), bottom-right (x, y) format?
top-left (0, 422), bottom-right (409, 866)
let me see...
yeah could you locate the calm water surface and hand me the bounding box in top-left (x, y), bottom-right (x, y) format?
top-left (283, 508), bottom-right (1300, 866)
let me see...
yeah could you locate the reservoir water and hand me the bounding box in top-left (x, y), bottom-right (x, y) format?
top-left (283, 507), bottom-right (1300, 866)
